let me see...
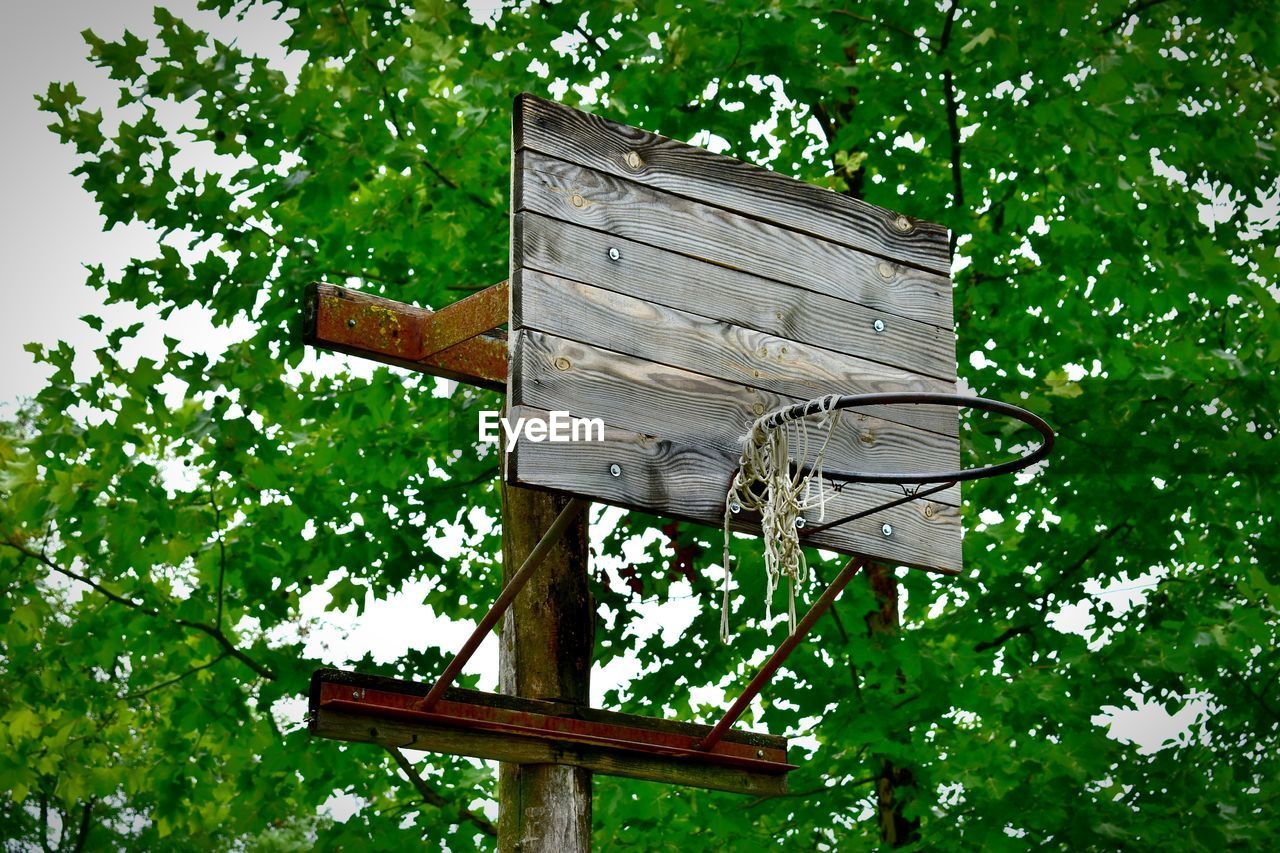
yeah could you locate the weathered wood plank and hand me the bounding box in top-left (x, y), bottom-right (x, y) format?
top-left (509, 330), bottom-right (961, 484)
top-left (514, 212), bottom-right (957, 382)
top-left (506, 407), bottom-right (962, 572)
top-left (513, 269), bottom-right (958, 438)
top-left (514, 93), bottom-right (952, 276)
top-left (514, 150), bottom-right (954, 330)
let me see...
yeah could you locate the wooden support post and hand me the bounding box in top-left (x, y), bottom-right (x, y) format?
top-left (497, 481), bottom-right (594, 852)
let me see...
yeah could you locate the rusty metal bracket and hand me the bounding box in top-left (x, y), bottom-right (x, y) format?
top-left (309, 668), bottom-right (793, 796)
top-left (303, 282), bottom-right (508, 391)
top-left (420, 280), bottom-right (509, 358)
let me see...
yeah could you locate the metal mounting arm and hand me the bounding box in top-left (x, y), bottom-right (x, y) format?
top-left (303, 281), bottom-right (509, 390)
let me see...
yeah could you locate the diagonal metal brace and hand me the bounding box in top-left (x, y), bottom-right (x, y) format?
top-left (697, 556), bottom-right (867, 752)
top-left (415, 497), bottom-right (590, 712)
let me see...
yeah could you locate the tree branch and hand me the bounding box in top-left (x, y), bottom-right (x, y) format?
top-left (211, 491), bottom-right (227, 631)
top-left (1103, 0), bottom-right (1171, 34)
top-left (747, 775), bottom-right (876, 808)
top-left (828, 9), bottom-right (930, 48)
top-left (1036, 520), bottom-right (1135, 606)
top-left (124, 652), bottom-right (230, 700)
top-left (938, 4), bottom-right (964, 254)
top-left (72, 799), bottom-right (95, 853)
top-left (974, 624), bottom-right (1031, 653)
top-left (3, 538), bottom-right (276, 681)
top-left (385, 746), bottom-right (497, 838)
top-left (39, 790), bottom-right (51, 853)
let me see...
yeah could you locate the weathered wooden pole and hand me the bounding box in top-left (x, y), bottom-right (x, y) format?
top-left (497, 482), bottom-right (594, 851)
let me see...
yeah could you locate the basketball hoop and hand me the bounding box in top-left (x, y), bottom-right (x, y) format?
top-left (722, 392), bottom-right (1055, 639)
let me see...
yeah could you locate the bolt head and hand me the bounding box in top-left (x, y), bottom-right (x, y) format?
top-left (873, 319), bottom-right (886, 333)
top-left (609, 463), bottom-right (622, 477)
top-left (881, 523), bottom-right (894, 537)
top-left (608, 247), bottom-right (621, 261)
top-left (756, 749), bottom-right (765, 758)
top-left (347, 318), bottom-right (357, 329)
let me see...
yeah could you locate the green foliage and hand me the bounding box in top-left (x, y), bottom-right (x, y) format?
top-left (2, 0), bottom-right (1276, 848)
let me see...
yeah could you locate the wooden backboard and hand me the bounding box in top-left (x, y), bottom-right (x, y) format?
top-left (505, 94), bottom-right (961, 572)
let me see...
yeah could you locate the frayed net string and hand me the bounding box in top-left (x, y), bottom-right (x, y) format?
top-left (722, 394), bottom-right (842, 642)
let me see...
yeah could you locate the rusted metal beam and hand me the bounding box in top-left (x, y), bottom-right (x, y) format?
top-left (422, 279), bottom-right (509, 358)
top-left (310, 669), bottom-right (794, 796)
top-left (303, 282), bottom-right (508, 391)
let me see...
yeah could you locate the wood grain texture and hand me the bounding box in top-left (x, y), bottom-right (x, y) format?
top-left (513, 269), bottom-right (958, 438)
top-left (513, 93), bottom-right (952, 276)
top-left (497, 483), bottom-right (592, 850)
top-left (514, 151), bottom-right (954, 330)
top-left (510, 330), bottom-right (961, 483)
top-left (514, 212), bottom-right (957, 381)
top-left (506, 407), bottom-right (962, 572)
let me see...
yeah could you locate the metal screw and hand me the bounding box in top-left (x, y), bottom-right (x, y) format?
top-left (352, 689), bottom-right (365, 700)
top-left (347, 318), bottom-right (357, 329)
top-left (570, 193), bottom-right (586, 208)
top-left (859, 430), bottom-right (874, 444)
top-left (624, 150), bottom-right (643, 170)
top-left (753, 402), bottom-right (766, 416)
top-left (877, 261), bottom-right (894, 279)
top-left (608, 247), bottom-right (621, 261)
top-left (609, 463), bottom-right (622, 477)
top-left (873, 319), bottom-right (886, 333)
top-left (924, 504), bottom-right (935, 519)
top-left (756, 749), bottom-right (765, 758)
top-left (554, 357), bottom-right (571, 371)
top-left (729, 500), bottom-right (742, 514)
top-left (881, 523), bottom-right (894, 537)
top-left (893, 215), bottom-right (911, 232)
top-left (795, 516), bottom-right (806, 529)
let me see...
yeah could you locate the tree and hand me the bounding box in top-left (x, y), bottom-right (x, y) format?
top-left (2, 0), bottom-right (1276, 847)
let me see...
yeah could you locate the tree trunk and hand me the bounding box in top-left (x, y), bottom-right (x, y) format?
top-left (497, 482), bottom-right (593, 852)
top-left (865, 562), bottom-right (920, 847)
